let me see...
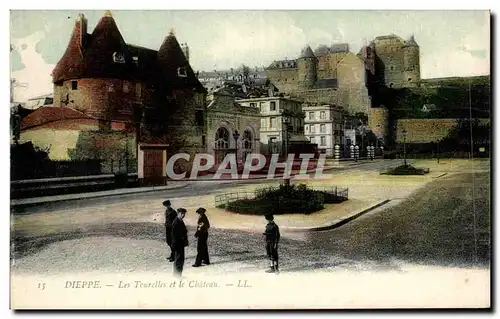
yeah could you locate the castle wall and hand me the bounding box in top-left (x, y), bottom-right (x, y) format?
top-left (368, 107), bottom-right (389, 139)
top-left (403, 46), bottom-right (421, 87)
top-left (373, 38), bottom-right (406, 88)
top-left (266, 68), bottom-right (299, 93)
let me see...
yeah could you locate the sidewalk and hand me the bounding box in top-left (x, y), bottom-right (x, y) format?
top-left (10, 181), bottom-right (191, 207)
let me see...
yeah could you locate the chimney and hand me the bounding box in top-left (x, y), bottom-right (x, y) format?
top-left (76, 13), bottom-right (87, 48)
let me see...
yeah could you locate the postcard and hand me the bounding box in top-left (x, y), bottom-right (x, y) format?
top-left (10, 9), bottom-right (491, 310)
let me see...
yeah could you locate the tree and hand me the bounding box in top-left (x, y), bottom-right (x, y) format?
top-left (241, 64), bottom-right (250, 79)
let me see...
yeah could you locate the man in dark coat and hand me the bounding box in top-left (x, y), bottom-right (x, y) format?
top-left (171, 208), bottom-right (189, 277)
top-left (193, 207), bottom-right (210, 267)
top-left (163, 200), bottom-right (178, 262)
top-left (263, 214), bottom-right (280, 273)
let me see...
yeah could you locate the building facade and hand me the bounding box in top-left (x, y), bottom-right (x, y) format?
top-left (27, 11), bottom-right (208, 183)
top-left (303, 105), bottom-right (343, 156)
top-left (236, 96), bottom-right (306, 154)
top-left (205, 87), bottom-right (261, 165)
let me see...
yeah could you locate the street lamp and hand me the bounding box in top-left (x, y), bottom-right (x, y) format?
top-left (283, 115), bottom-right (291, 158)
top-left (233, 130), bottom-right (240, 161)
top-left (402, 128), bottom-right (407, 166)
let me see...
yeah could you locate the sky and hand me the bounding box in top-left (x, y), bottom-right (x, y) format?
top-left (10, 10), bottom-right (490, 102)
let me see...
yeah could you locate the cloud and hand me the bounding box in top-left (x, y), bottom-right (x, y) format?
top-left (11, 31), bottom-right (55, 102)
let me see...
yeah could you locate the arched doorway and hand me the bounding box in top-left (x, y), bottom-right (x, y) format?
top-left (214, 127), bottom-right (231, 164)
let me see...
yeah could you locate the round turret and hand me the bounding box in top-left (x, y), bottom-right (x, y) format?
top-left (297, 45), bottom-right (317, 90)
top-left (403, 35), bottom-right (420, 87)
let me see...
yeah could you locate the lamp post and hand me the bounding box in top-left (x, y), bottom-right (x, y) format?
top-left (233, 130), bottom-right (240, 162)
top-left (402, 128), bottom-right (407, 166)
top-left (283, 115), bottom-right (291, 158)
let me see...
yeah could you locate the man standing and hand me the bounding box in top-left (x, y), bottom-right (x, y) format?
top-left (193, 207), bottom-right (210, 267)
top-left (263, 214), bottom-right (280, 273)
top-left (171, 208), bottom-right (189, 277)
top-left (163, 200), bottom-right (178, 262)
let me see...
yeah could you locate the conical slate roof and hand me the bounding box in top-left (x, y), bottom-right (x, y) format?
top-left (81, 13), bottom-right (133, 80)
top-left (51, 15), bottom-right (87, 83)
top-left (52, 11), bottom-right (153, 83)
top-left (299, 45), bottom-right (316, 59)
top-left (156, 31), bottom-right (205, 91)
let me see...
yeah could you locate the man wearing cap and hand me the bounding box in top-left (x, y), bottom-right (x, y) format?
top-left (171, 208), bottom-right (189, 277)
top-left (163, 200), bottom-right (178, 262)
top-left (263, 214), bottom-right (280, 273)
top-left (193, 207), bottom-right (211, 267)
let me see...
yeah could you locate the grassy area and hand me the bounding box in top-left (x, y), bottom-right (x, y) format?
top-left (316, 171), bottom-right (491, 268)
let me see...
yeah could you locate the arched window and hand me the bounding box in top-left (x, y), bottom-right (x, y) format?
top-left (215, 127), bottom-right (230, 149)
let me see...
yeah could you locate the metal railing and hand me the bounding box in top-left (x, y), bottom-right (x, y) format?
top-left (215, 185), bottom-right (349, 207)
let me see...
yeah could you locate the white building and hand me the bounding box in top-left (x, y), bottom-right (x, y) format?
top-left (24, 93), bottom-right (54, 110)
top-left (303, 105), bottom-right (343, 156)
top-left (236, 96), bottom-right (306, 154)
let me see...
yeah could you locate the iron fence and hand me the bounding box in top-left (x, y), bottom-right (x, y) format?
top-left (215, 185), bottom-right (349, 207)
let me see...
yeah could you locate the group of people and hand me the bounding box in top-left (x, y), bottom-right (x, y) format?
top-left (162, 199), bottom-right (281, 277)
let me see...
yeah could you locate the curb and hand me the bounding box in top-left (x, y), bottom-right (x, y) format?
top-left (10, 183), bottom-right (190, 208)
top-left (282, 199), bottom-right (392, 232)
top-left (434, 173), bottom-right (448, 179)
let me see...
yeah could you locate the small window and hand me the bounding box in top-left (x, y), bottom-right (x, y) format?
top-left (320, 124), bottom-right (326, 133)
top-left (310, 125), bottom-right (315, 133)
top-left (309, 112), bottom-right (315, 120)
top-left (320, 111), bottom-right (326, 120)
top-left (113, 52), bottom-right (125, 64)
top-left (250, 102), bottom-right (257, 108)
top-left (390, 66), bottom-right (394, 71)
top-left (71, 81), bottom-right (78, 90)
top-left (389, 83), bottom-right (394, 88)
top-left (408, 78), bottom-right (412, 82)
top-left (177, 67), bottom-right (187, 77)
top-left (270, 101), bottom-right (276, 111)
top-left (202, 135), bottom-right (206, 146)
top-left (270, 117), bottom-right (276, 128)
top-left (321, 136), bottom-right (326, 146)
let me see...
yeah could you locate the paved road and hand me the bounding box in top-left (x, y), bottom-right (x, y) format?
top-left (11, 167), bottom-right (490, 275)
top-left (11, 159), bottom-right (400, 215)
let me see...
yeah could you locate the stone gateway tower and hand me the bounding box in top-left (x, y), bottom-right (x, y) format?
top-left (297, 45), bottom-right (317, 90)
top-left (403, 35), bottom-right (421, 87)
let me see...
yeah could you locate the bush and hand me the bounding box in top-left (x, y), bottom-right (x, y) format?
top-left (223, 183), bottom-right (328, 215)
top-left (381, 164), bottom-right (430, 175)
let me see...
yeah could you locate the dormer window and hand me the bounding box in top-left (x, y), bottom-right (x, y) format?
top-left (113, 52), bottom-right (125, 64)
top-left (132, 56), bottom-right (139, 65)
top-left (177, 67), bottom-right (187, 77)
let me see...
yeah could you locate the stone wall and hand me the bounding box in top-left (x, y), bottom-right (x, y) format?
top-left (396, 118), bottom-right (491, 143)
top-left (368, 107), bottom-right (389, 139)
top-left (20, 123), bottom-right (137, 173)
top-left (54, 78), bottom-right (151, 122)
top-left (373, 37), bottom-right (406, 88)
top-left (266, 68), bottom-right (299, 93)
